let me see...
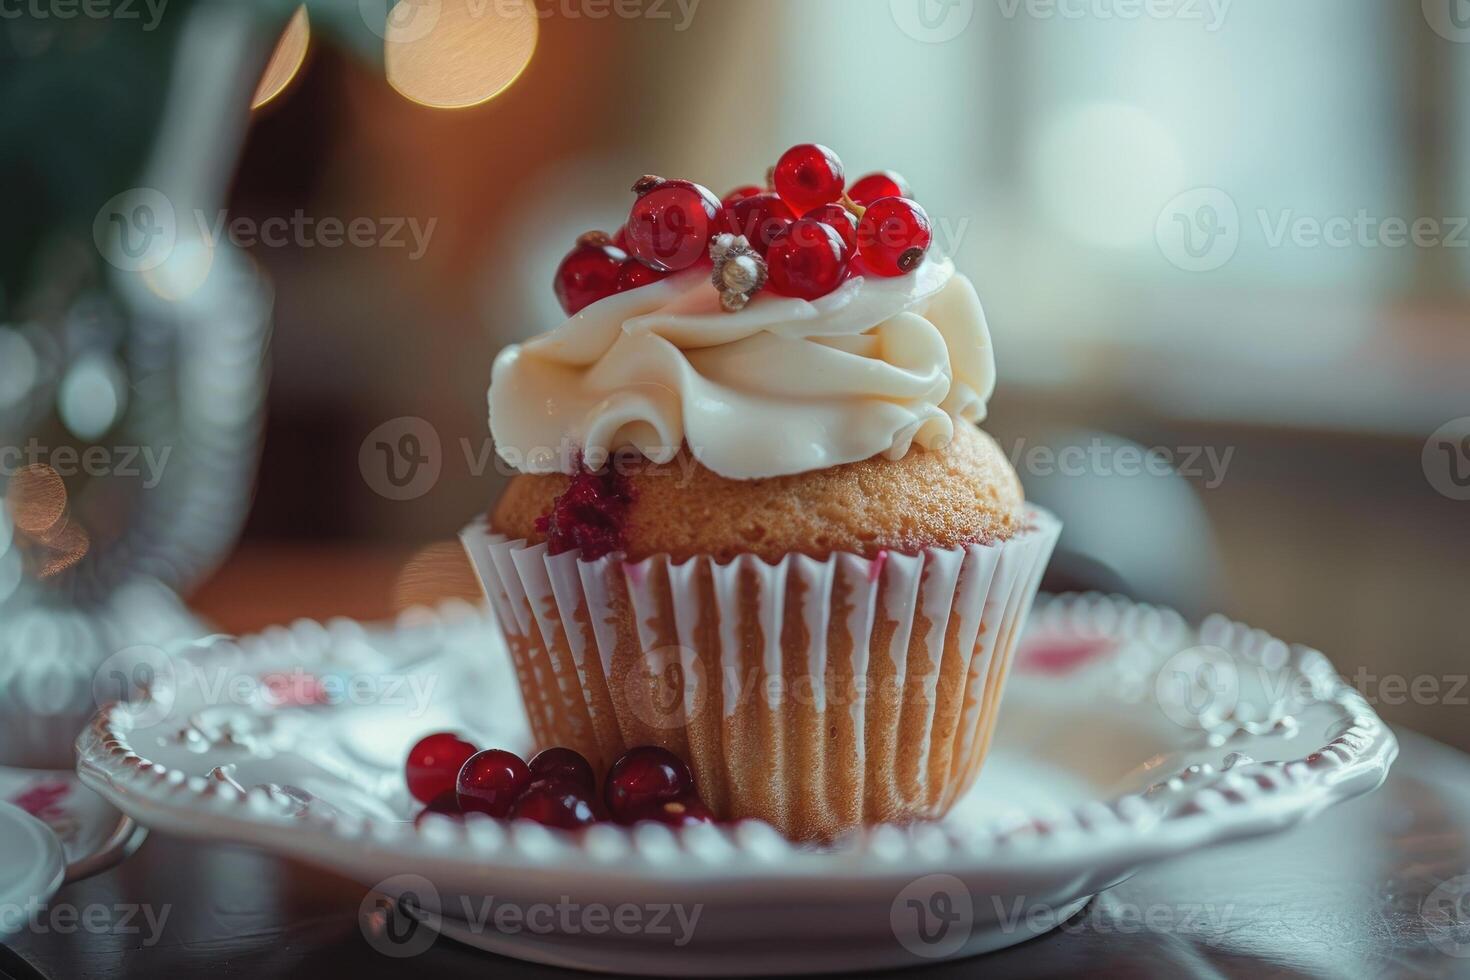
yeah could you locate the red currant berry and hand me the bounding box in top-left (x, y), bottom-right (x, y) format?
top-left (857, 197), bottom-right (933, 276)
top-left (612, 225), bottom-right (628, 250)
top-left (773, 143), bottom-right (845, 213)
top-left (456, 748), bottom-right (531, 818)
top-left (626, 175), bottom-right (722, 272)
top-left (405, 732), bottom-right (478, 804)
top-left (604, 746), bottom-right (695, 822)
top-left (616, 259), bottom-right (670, 292)
top-left (720, 193), bottom-right (796, 256)
top-left (534, 464), bottom-right (635, 560)
top-left (528, 747), bottom-right (596, 794)
top-left (622, 796), bottom-right (714, 828)
top-left (847, 170), bottom-right (911, 207)
top-left (554, 232), bottom-right (627, 316)
top-left (721, 185), bottom-right (763, 208)
top-left (510, 779), bottom-right (598, 829)
top-left (414, 790), bottom-right (463, 827)
top-left (803, 203), bottom-right (858, 254)
top-left (766, 219), bottom-right (850, 300)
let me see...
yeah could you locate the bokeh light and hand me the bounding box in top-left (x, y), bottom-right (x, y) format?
top-left (6, 464), bottom-right (67, 536)
top-left (384, 0), bottom-right (537, 109)
top-left (58, 353), bottom-right (127, 441)
top-left (141, 236), bottom-right (216, 302)
top-left (36, 520), bottom-right (90, 579)
top-left (252, 6), bottom-right (311, 110)
top-left (0, 328), bottom-right (38, 408)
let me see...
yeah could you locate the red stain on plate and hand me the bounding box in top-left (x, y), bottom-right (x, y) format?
top-left (1017, 635), bottom-right (1116, 675)
top-left (11, 780), bottom-right (70, 821)
top-left (259, 671), bottom-right (331, 707)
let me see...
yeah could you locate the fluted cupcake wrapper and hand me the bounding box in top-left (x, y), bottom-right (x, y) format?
top-left (460, 508), bottom-right (1060, 841)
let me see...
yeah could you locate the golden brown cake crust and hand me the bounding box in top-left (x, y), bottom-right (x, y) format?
top-left (491, 424), bottom-right (1024, 563)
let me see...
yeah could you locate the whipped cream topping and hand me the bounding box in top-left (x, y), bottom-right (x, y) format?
top-left (489, 255), bottom-right (996, 480)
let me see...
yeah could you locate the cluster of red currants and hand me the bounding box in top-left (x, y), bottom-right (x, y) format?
top-left (405, 733), bottom-right (713, 831)
top-left (554, 142), bottom-right (934, 315)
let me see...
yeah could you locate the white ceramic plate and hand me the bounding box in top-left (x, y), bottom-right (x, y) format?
top-left (74, 594), bottom-right (1397, 975)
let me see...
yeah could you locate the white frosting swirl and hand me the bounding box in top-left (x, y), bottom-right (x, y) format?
top-left (489, 255), bottom-right (996, 480)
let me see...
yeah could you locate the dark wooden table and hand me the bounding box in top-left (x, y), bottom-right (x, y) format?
top-left (4, 728), bottom-right (1469, 979)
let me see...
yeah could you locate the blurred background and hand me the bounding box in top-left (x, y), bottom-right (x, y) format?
top-left (2, 0), bottom-right (1468, 755)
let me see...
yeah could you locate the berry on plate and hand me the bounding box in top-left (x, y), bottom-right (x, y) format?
top-left (457, 748), bottom-right (531, 818)
top-left (414, 790), bottom-right (463, 827)
top-left (528, 746), bottom-right (597, 794)
top-left (604, 746), bottom-right (695, 823)
top-left (510, 779), bottom-right (598, 829)
top-left (622, 796), bottom-right (714, 827)
top-left (405, 732), bottom-right (478, 804)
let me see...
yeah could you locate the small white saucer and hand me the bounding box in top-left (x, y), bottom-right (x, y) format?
top-left (74, 594), bottom-right (1397, 975)
top-left (0, 766), bottom-right (129, 866)
top-left (0, 767), bottom-right (147, 939)
top-left (0, 802), bottom-right (65, 938)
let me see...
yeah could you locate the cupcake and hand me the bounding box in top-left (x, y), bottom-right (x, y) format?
top-left (463, 144), bottom-right (1060, 841)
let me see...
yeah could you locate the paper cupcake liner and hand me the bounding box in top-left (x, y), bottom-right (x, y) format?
top-left (461, 507), bottom-right (1060, 841)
